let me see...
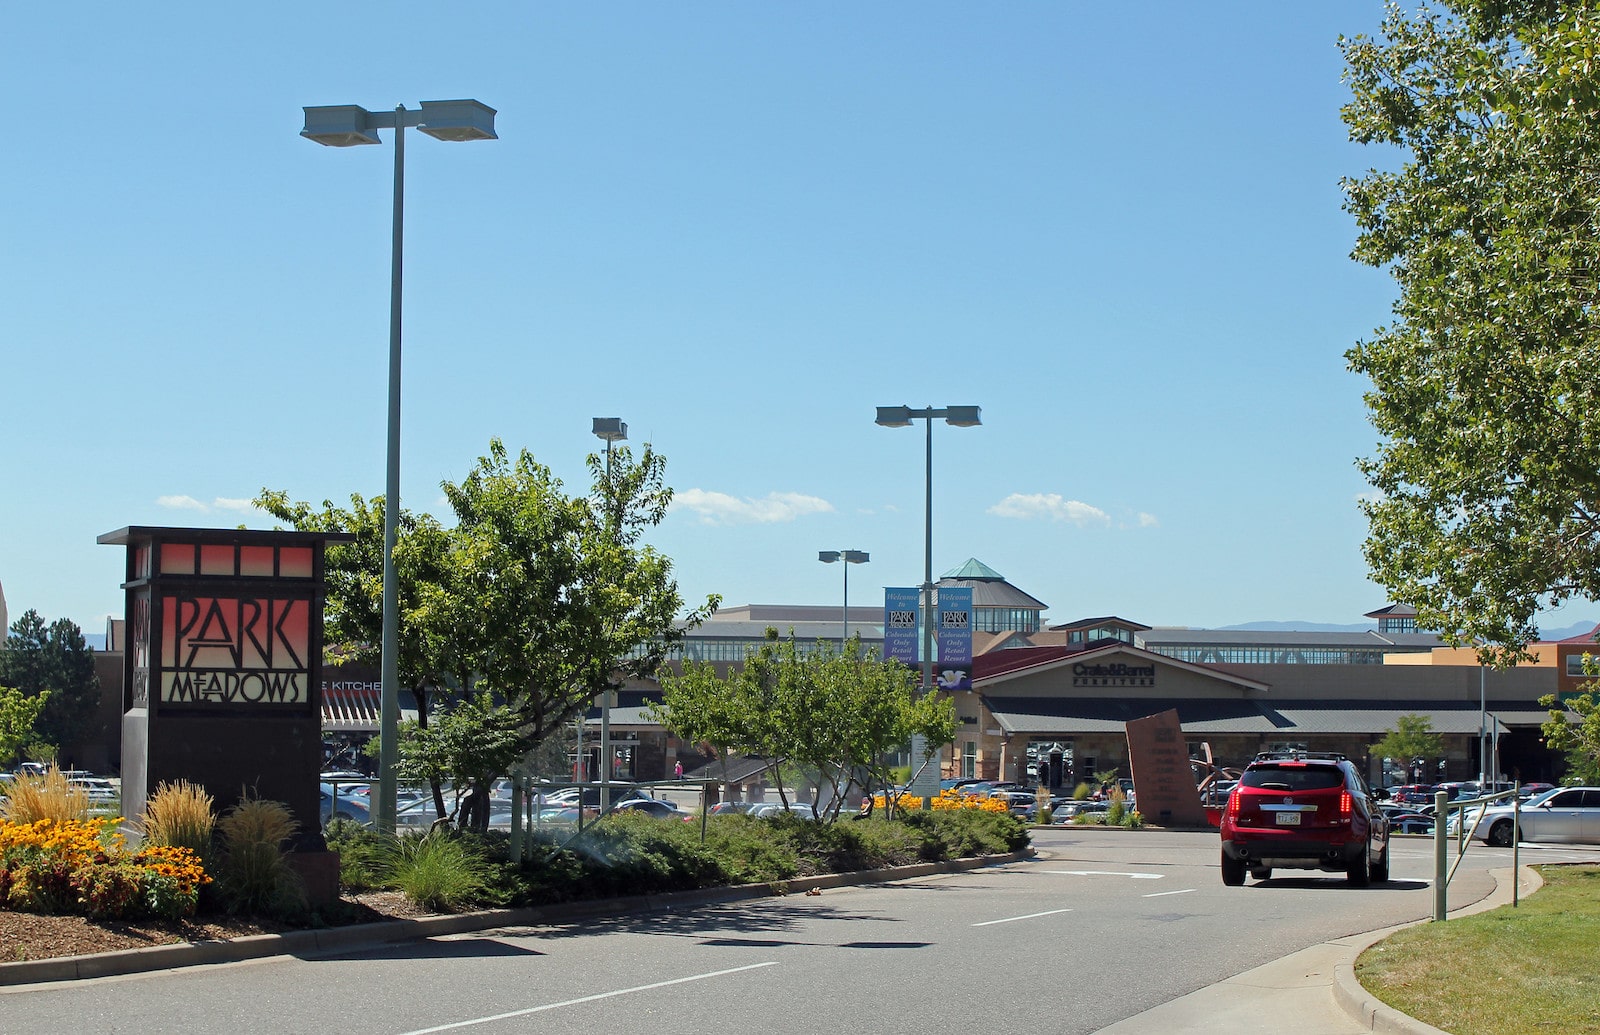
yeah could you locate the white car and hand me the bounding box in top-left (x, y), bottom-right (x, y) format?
top-left (746, 802), bottom-right (818, 820)
top-left (1452, 786), bottom-right (1600, 846)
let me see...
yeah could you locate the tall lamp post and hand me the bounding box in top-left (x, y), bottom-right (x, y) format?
top-left (874, 404), bottom-right (981, 794)
top-left (818, 550), bottom-right (870, 649)
top-left (301, 99), bottom-right (498, 834)
top-left (592, 417), bottom-right (627, 810)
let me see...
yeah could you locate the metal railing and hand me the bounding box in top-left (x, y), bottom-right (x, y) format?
top-left (1432, 785), bottom-right (1521, 921)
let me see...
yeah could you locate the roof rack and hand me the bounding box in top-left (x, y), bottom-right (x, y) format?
top-left (1252, 750), bottom-right (1348, 763)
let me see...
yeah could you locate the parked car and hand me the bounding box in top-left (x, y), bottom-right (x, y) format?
top-left (1449, 786), bottom-right (1600, 846)
top-left (1219, 751), bottom-right (1390, 886)
top-left (747, 802), bottom-right (818, 820)
top-left (1388, 784), bottom-right (1437, 806)
top-left (320, 783), bottom-right (373, 825)
top-left (610, 798), bottom-right (685, 819)
top-left (1380, 808), bottom-right (1436, 834)
top-left (1052, 801), bottom-right (1109, 822)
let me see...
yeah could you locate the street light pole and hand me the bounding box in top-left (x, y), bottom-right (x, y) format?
top-left (874, 404), bottom-right (981, 794)
top-left (818, 550), bottom-right (870, 649)
top-left (592, 418), bottom-right (627, 811)
top-left (302, 100), bottom-right (497, 834)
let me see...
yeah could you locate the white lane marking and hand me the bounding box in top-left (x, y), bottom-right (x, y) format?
top-left (1142, 888), bottom-right (1196, 898)
top-left (1043, 870), bottom-right (1164, 880)
top-left (394, 961), bottom-right (779, 1034)
top-left (972, 908), bottom-right (1074, 927)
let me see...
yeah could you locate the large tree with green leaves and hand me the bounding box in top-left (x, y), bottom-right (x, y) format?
top-left (653, 632), bottom-right (956, 821)
top-left (0, 610), bottom-right (99, 757)
top-left (1343, 1), bottom-right (1600, 663)
top-left (262, 439), bottom-right (714, 831)
top-left (437, 439), bottom-right (715, 829)
top-left (254, 488), bottom-right (464, 820)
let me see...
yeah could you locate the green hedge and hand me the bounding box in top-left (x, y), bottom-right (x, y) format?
top-left (328, 808), bottom-right (1030, 912)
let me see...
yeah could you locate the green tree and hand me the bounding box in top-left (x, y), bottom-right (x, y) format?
top-left (0, 610), bottom-right (99, 756)
top-left (653, 632), bottom-right (956, 822)
top-left (1541, 648), bottom-right (1600, 783)
top-left (1373, 713), bottom-right (1446, 768)
top-left (1342, 2), bottom-right (1600, 663)
top-left (395, 692), bottom-right (527, 827)
top-left (440, 439), bottom-right (715, 826)
top-left (0, 685), bottom-right (48, 766)
top-left (254, 489), bottom-right (464, 820)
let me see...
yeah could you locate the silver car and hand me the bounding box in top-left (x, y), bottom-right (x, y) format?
top-left (1454, 786), bottom-right (1600, 846)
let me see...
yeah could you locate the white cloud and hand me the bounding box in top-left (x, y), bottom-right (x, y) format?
top-left (1137, 512), bottom-right (1160, 528)
top-left (987, 493), bottom-right (1111, 527)
top-left (156, 495), bottom-right (209, 512)
top-left (675, 488), bottom-right (835, 525)
top-left (156, 495), bottom-right (263, 514)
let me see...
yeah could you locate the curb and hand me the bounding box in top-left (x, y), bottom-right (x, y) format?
top-left (0, 848), bottom-right (1033, 987)
top-left (1330, 863), bottom-right (1544, 1034)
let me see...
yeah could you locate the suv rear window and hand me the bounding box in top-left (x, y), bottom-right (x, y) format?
top-left (1240, 765), bottom-right (1343, 792)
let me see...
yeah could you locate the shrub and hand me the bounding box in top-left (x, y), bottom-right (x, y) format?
top-left (324, 820), bottom-right (391, 891)
top-left (215, 796), bottom-right (304, 916)
top-left (0, 766), bottom-right (89, 825)
top-left (387, 831), bottom-right (497, 912)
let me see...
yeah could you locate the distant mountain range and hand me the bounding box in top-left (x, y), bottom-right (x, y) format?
top-left (1221, 619), bottom-right (1600, 641)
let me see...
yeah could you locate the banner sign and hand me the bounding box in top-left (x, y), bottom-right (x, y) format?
top-left (883, 587), bottom-right (920, 668)
top-left (936, 586), bottom-right (973, 690)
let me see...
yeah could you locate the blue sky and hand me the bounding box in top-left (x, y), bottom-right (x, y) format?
top-left (5, 3), bottom-right (1592, 638)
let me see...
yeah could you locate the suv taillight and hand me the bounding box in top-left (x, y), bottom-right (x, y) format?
top-left (1339, 790), bottom-right (1352, 820)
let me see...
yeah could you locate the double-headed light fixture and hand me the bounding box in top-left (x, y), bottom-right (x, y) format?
top-left (873, 405), bottom-right (981, 693)
top-left (818, 550), bottom-right (870, 649)
top-left (300, 99), bottom-right (498, 834)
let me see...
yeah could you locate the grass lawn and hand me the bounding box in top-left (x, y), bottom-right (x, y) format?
top-left (1355, 865), bottom-right (1600, 1035)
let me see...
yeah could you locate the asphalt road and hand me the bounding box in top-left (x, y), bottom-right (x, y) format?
top-left (3, 828), bottom-right (1584, 1035)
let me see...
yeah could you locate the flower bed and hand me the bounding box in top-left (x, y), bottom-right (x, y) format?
top-left (0, 818), bottom-right (209, 921)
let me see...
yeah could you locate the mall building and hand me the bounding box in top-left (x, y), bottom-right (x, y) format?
top-left (640, 560), bottom-right (1580, 789)
top-left (80, 559), bottom-right (1587, 788)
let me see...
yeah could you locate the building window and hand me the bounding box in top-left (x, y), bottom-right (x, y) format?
top-left (961, 742), bottom-right (977, 779)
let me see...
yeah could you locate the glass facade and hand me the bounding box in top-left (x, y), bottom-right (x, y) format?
top-left (1147, 645), bottom-right (1390, 665)
top-left (974, 606), bottom-right (1040, 633)
top-left (1068, 626), bottom-right (1135, 645)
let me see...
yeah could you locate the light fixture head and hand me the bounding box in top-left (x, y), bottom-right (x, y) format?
top-left (592, 417), bottom-right (628, 443)
top-left (417, 99), bottom-right (498, 142)
top-left (842, 550), bottom-right (870, 564)
top-left (818, 551), bottom-right (841, 563)
top-left (944, 405), bottom-right (982, 427)
top-left (300, 105), bottom-right (382, 147)
top-left (875, 405), bottom-right (913, 428)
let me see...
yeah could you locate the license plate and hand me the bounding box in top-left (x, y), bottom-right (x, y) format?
top-left (1275, 812), bottom-right (1301, 826)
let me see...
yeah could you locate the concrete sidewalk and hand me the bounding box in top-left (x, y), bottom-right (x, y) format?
top-left (1092, 864), bottom-right (1541, 1035)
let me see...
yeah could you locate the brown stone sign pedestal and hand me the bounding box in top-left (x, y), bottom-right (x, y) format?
top-left (1125, 708), bottom-right (1208, 827)
top-left (99, 526), bottom-right (351, 853)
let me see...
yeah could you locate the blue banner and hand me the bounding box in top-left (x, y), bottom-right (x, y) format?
top-left (936, 586), bottom-right (973, 690)
top-left (883, 587), bottom-right (920, 669)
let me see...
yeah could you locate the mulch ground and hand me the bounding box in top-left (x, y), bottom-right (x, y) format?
top-left (0, 891), bottom-right (434, 963)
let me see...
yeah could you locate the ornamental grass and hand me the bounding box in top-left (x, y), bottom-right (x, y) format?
top-left (0, 765), bottom-right (90, 825)
top-left (141, 780), bottom-right (216, 862)
top-left (0, 816), bottom-right (208, 920)
top-left (215, 796), bottom-right (305, 916)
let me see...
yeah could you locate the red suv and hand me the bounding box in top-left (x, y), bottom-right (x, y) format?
top-left (1220, 751), bottom-right (1390, 886)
